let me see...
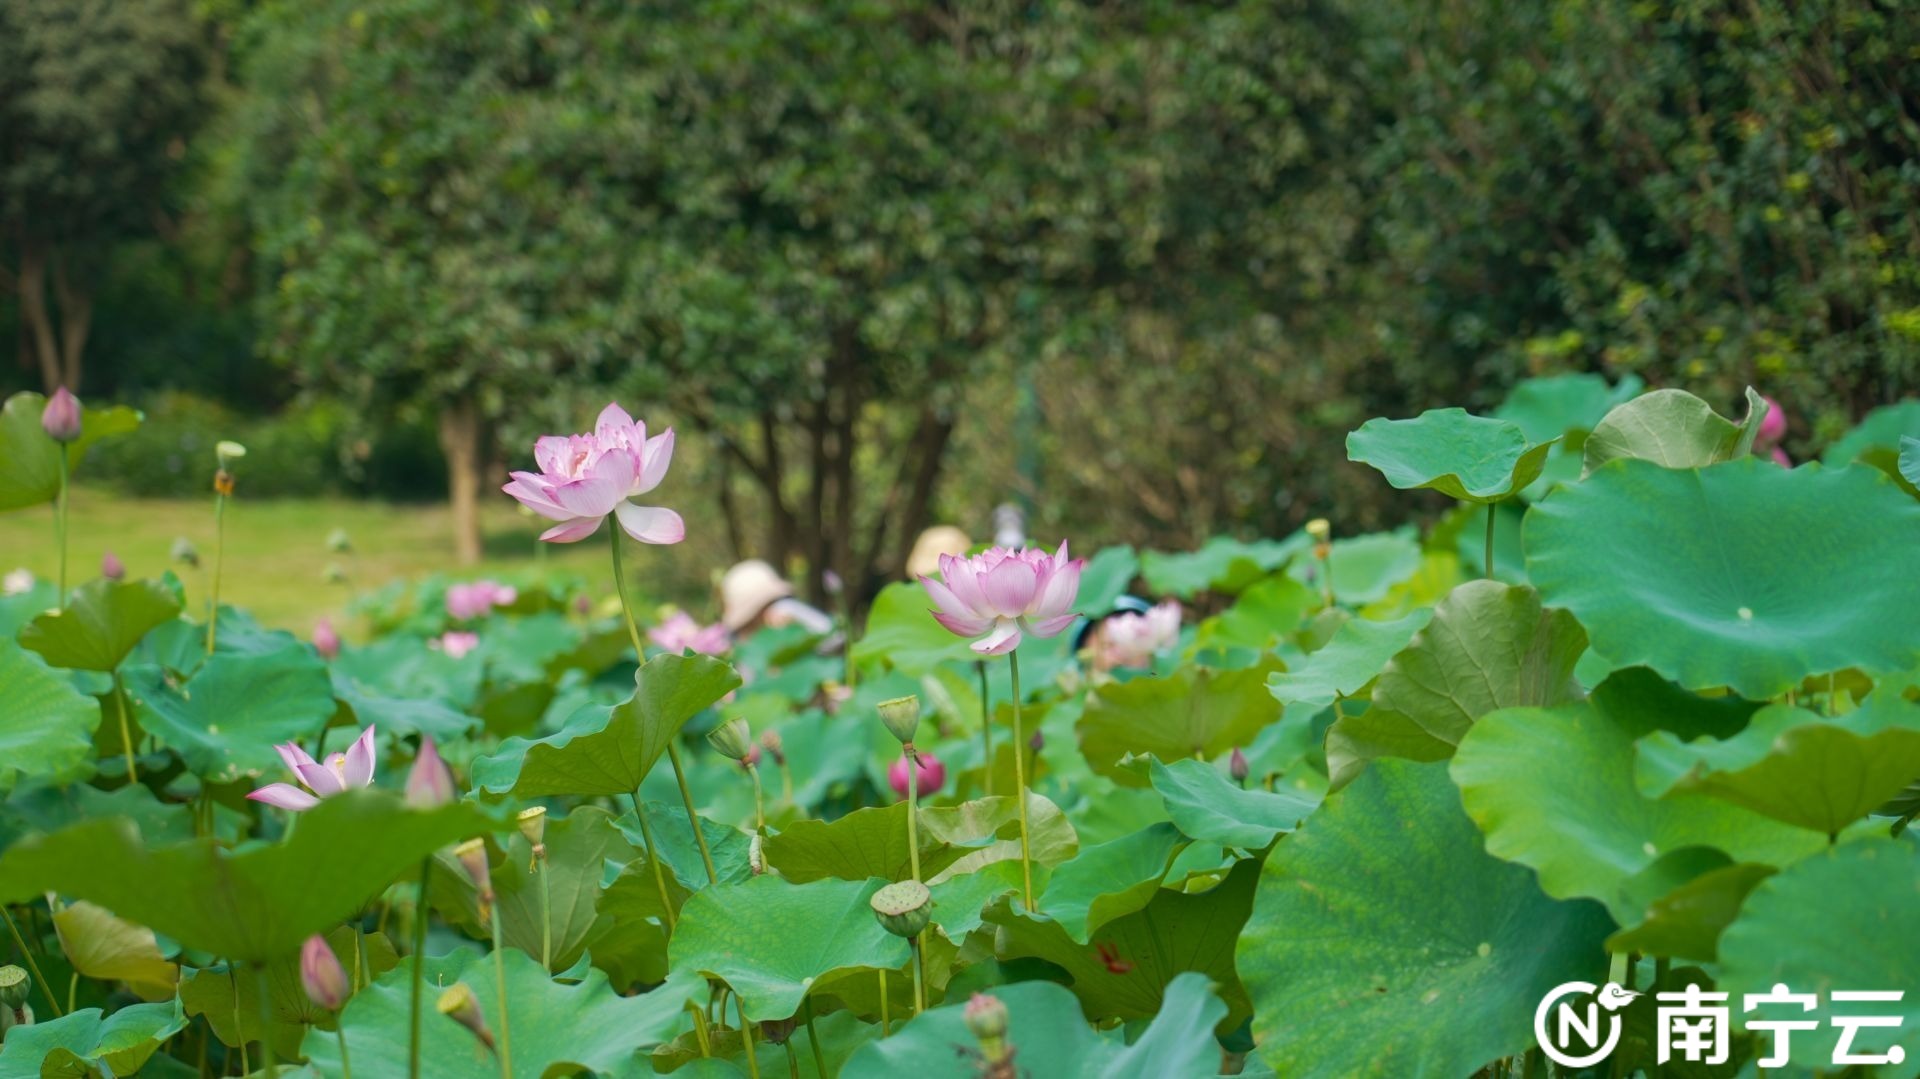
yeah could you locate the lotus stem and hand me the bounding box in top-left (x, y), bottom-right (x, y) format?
top-left (53, 452), bottom-right (68, 608)
top-left (230, 963), bottom-right (248, 1076)
top-left (878, 969), bottom-right (890, 1036)
top-left (0, 908), bottom-right (59, 1017)
top-left (909, 936), bottom-right (926, 1016)
top-left (206, 489), bottom-right (228, 656)
top-left (337, 1024), bottom-right (355, 1079)
top-left (488, 903), bottom-right (513, 1078)
top-left (536, 849), bottom-right (553, 971)
top-left (254, 962), bottom-right (279, 1077)
top-left (738, 994), bottom-right (760, 1079)
top-left (1007, 649), bottom-right (1035, 911)
top-left (409, 857), bottom-right (429, 1079)
top-left (628, 792), bottom-right (678, 933)
top-left (803, 996), bottom-right (827, 1077)
top-left (1483, 505), bottom-right (1496, 581)
top-left (748, 763), bottom-right (765, 834)
top-left (111, 673), bottom-right (136, 785)
top-left (976, 661), bottom-right (992, 797)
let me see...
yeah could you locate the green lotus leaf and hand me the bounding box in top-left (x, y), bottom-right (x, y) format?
top-left (1238, 760), bottom-right (1613, 1078)
top-left (331, 673), bottom-right (480, 743)
top-left (125, 642), bottom-right (336, 781)
top-left (1347, 408), bottom-right (1557, 503)
top-left (615, 801), bottom-right (757, 891)
top-left (1824, 398), bottom-right (1920, 467)
top-left (181, 926), bottom-right (396, 1060)
top-left (1526, 457), bottom-right (1920, 698)
top-left (472, 652), bottom-right (740, 797)
top-left (1902, 435), bottom-right (1920, 487)
top-left (0, 1000), bottom-right (183, 1077)
top-left (1039, 822), bottom-right (1187, 943)
top-left (1148, 757), bottom-right (1319, 849)
top-left (923, 860), bottom-right (1023, 940)
top-left (989, 855), bottom-right (1261, 1030)
top-left (51, 900), bottom-right (179, 1001)
top-left (1492, 372), bottom-right (1642, 443)
top-left (0, 391), bottom-right (142, 512)
top-left (668, 875), bottom-right (910, 1020)
top-left (1452, 703), bottom-right (1823, 920)
top-left (1606, 862), bottom-right (1775, 961)
top-left (1718, 836), bottom-right (1920, 1067)
top-left (1264, 609), bottom-right (1431, 717)
top-left (0, 640), bottom-right (99, 794)
top-left (303, 947), bottom-right (702, 1077)
top-left (763, 794), bottom-right (1076, 885)
top-left (1635, 691), bottom-right (1920, 834)
top-left (1077, 659), bottom-right (1283, 786)
top-left (1285, 530), bottom-right (1425, 606)
top-left (0, 790), bottom-right (493, 961)
top-left (841, 971), bottom-right (1226, 1079)
top-left (849, 581), bottom-right (980, 674)
top-left (18, 578), bottom-right (182, 673)
top-left (1201, 574), bottom-right (1317, 652)
top-left (1580, 386), bottom-right (1766, 475)
top-left (1323, 704), bottom-right (1454, 790)
top-left (1075, 544), bottom-right (1142, 616)
top-left (1141, 535), bottom-right (1304, 599)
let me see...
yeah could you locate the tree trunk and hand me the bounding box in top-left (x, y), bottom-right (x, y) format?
top-left (51, 253), bottom-right (91, 391)
top-left (18, 243), bottom-right (63, 392)
top-left (438, 395), bottom-right (486, 565)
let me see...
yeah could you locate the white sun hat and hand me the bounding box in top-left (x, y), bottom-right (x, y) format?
top-left (719, 560), bottom-right (795, 631)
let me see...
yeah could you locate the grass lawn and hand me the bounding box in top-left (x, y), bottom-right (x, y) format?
top-left (0, 486), bottom-right (719, 631)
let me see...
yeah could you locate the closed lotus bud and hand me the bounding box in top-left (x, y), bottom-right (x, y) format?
top-left (1028, 729), bottom-right (1044, 753)
top-left (453, 838), bottom-right (493, 903)
top-left (964, 992), bottom-right (1009, 1042)
top-left (888, 752), bottom-right (945, 801)
top-left (300, 934), bottom-right (349, 1011)
top-left (759, 730), bottom-right (785, 767)
top-left (0, 965), bottom-right (29, 1010)
top-left (516, 805), bottom-right (547, 848)
top-left (1229, 747), bottom-right (1250, 784)
top-left (326, 528), bottom-right (353, 554)
top-left (436, 982), bottom-right (496, 1051)
top-left (100, 551), bottom-right (124, 581)
top-left (877, 695), bottom-right (921, 746)
top-left (405, 737), bottom-right (456, 808)
top-left (170, 536), bottom-right (200, 568)
top-left (706, 717), bottom-right (753, 761)
top-left (313, 617), bottom-right (341, 660)
top-left (870, 879), bottom-right (933, 938)
top-left (41, 388), bottom-right (81, 443)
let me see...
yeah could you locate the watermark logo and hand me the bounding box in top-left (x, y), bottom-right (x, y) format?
top-left (1534, 981), bottom-right (1637, 1067)
top-left (1535, 981), bottom-right (1909, 1068)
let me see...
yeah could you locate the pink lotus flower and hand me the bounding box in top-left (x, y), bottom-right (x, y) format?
top-left (446, 580), bottom-right (518, 621)
top-left (431, 631), bottom-right (481, 660)
top-left (889, 752), bottom-right (946, 800)
top-left (1757, 396), bottom-right (1788, 446)
top-left (502, 403), bottom-right (684, 545)
top-left (648, 610), bottom-right (731, 655)
top-left (1770, 446), bottom-right (1792, 468)
top-left (248, 726), bottom-right (377, 812)
top-left (300, 934), bottom-right (348, 1010)
top-left (1094, 600), bottom-right (1181, 671)
top-left (312, 617), bottom-right (341, 659)
top-left (405, 736), bottom-right (456, 808)
top-left (100, 551), bottom-right (124, 581)
top-left (919, 542), bottom-right (1085, 656)
top-left (41, 387), bottom-right (81, 443)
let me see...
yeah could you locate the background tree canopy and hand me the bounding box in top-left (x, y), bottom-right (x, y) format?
top-left (4, 0), bottom-right (1916, 601)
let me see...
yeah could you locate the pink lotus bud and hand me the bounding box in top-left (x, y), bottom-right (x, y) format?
top-left (1757, 396), bottom-right (1788, 447)
top-left (1229, 747), bottom-right (1250, 784)
top-left (300, 934), bottom-right (348, 1010)
top-left (965, 993), bottom-right (1010, 1061)
top-left (759, 730), bottom-right (786, 766)
top-left (405, 738), bottom-right (456, 808)
top-left (574, 594), bottom-right (593, 616)
top-left (100, 551), bottom-right (124, 581)
top-left (40, 388), bottom-right (81, 444)
top-left (888, 752), bottom-right (945, 801)
top-left (1028, 730), bottom-right (1044, 753)
top-left (312, 617), bottom-right (341, 660)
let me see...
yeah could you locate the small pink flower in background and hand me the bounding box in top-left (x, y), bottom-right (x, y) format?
top-left (502, 403), bottom-right (684, 545)
top-left (312, 617), bottom-right (341, 659)
top-left (300, 934), bottom-right (348, 1010)
top-left (889, 752), bottom-right (946, 800)
top-left (248, 726), bottom-right (377, 812)
top-left (100, 551), bottom-right (125, 581)
top-left (919, 542), bottom-right (1085, 656)
top-left (648, 610), bottom-right (732, 655)
top-left (41, 387), bottom-right (81, 443)
top-left (431, 631), bottom-right (481, 660)
top-left (446, 580), bottom-right (518, 621)
top-left (1755, 396), bottom-right (1792, 466)
top-left (405, 737), bottom-right (456, 808)
top-left (1093, 600), bottom-right (1181, 671)
top-left (574, 594), bottom-right (593, 616)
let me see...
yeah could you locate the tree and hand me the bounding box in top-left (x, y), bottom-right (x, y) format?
top-left (0, 0), bottom-right (208, 394)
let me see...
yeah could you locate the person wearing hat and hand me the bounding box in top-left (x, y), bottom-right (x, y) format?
top-left (719, 559), bottom-right (835, 636)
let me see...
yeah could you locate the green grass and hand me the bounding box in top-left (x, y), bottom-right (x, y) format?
top-left (0, 486), bottom-right (719, 631)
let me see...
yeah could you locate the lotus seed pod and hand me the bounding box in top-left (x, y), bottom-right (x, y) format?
top-left (876, 695), bottom-right (921, 745)
top-left (869, 879), bottom-right (933, 938)
top-left (0, 965), bottom-right (29, 1009)
top-left (453, 838), bottom-right (493, 904)
top-left (1305, 518), bottom-right (1330, 543)
top-left (215, 440), bottom-right (247, 465)
top-left (706, 717), bottom-right (754, 761)
top-left (436, 982), bottom-right (496, 1050)
top-left (516, 805), bottom-right (547, 848)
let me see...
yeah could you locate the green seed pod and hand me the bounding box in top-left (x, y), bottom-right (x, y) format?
top-left (869, 879), bottom-right (933, 938)
top-left (706, 717), bottom-right (754, 761)
top-left (0, 965), bottom-right (29, 1009)
top-left (876, 695), bottom-right (922, 745)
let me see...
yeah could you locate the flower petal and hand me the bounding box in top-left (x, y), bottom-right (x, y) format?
top-left (503, 473), bottom-right (572, 520)
top-left (931, 609), bottom-right (995, 638)
top-left (1025, 613), bottom-right (1078, 638)
top-left (275, 741), bottom-right (318, 775)
top-left (633, 428), bottom-right (675, 495)
top-left (341, 725), bottom-right (377, 788)
top-left (972, 618), bottom-right (1023, 655)
top-left (942, 555), bottom-right (991, 617)
top-left (248, 783), bottom-right (321, 812)
top-left (539, 517), bottom-right (604, 543)
top-left (532, 436), bottom-right (574, 476)
top-left (981, 558), bottom-right (1039, 617)
top-left (596, 402), bottom-right (636, 439)
top-left (918, 574), bottom-right (971, 620)
top-left (615, 502), bottom-right (685, 545)
top-left (1030, 557), bottom-right (1084, 619)
top-left (552, 453), bottom-right (633, 518)
top-left (296, 761), bottom-right (344, 796)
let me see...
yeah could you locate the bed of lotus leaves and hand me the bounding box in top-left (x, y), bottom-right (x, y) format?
top-left (1, 377), bottom-right (1918, 1077)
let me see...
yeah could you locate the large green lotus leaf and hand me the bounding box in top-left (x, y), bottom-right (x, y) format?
top-left (1587, 665), bottom-right (1759, 741)
top-left (1718, 837), bottom-right (1920, 1067)
top-left (1201, 574), bottom-right (1317, 652)
top-left (849, 581), bottom-right (979, 674)
top-left (763, 794), bottom-right (1076, 885)
top-left (1452, 703), bottom-right (1823, 920)
top-left (0, 790), bottom-right (493, 961)
top-left (1239, 760), bottom-right (1613, 1078)
top-left (1902, 435), bottom-right (1920, 487)
top-left (924, 860), bottom-right (1023, 940)
top-left (332, 674), bottom-right (479, 743)
top-left (1077, 659), bottom-right (1283, 786)
top-left (1824, 398), bottom-right (1920, 467)
top-left (989, 855), bottom-right (1261, 1030)
top-left (669, 875), bottom-right (910, 1020)
top-left (1581, 386), bottom-right (1766, 475)
top-left (18, 578), bottom-right (182, 672)
top-left (1039, 822), bottom-right (1187, 943)
top-left (1606, 862), bottom-right (1775, 961)
top-left (841, 971), bottom-right (1224, 1079)
top-left (1346, 408), bottom-right (1556, 503)
top-left (304, 947), bottom-right (702, 1078)
top-left (1286, 531), bottom-right (1424, 605)
top-left (1527, 457), bottom-right (1920, 698)
top-left (1075, 544), bottom-right (1141, 616)
top-left (1636, 692), bottom-right (1920, 834)
top-left (473, 652), bottom-right (739, 797)
top-left (1265, 610), bottom-right (1431, 717)
top-left (1141, 535), bottom-right (1304, 599)
top-left (1493, 372), bottom-right (1643, 443)
top-left (51, 899), bottom-right (179, 1000)
top-left (0, 391), bottom-right (142, 511)
top-left (1149, 757), bottom-right (1319, 849)
top-left (615, 801), bottom-right (756, 892)
top-left (0, 1000), bottom-right (183, 1077)
top-left (181, 926), bottom-right (396, 1060)
top-left (124, 642), bottom-right (336, 781)
top-left (1323, 704), bottom-right (1454, 790)
top-left (0, 640), bottom-right (99, 793)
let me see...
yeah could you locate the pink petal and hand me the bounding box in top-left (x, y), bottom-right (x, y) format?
top-left (1026, 613), bottom-right (1078, 638)
top-left (596, 402), bottom-right (636, 439)
top-left (972, 619), bottom-right (1023, 655)
top-left (981, 558), bottom-right (1039, 617)
top-left (633, 429), bottom-right (675, 496)
top-left (503, 473), bottom-right (571, 520)
top-left (1030, 557), bottom-right (1084, 620)
top-left (540, 517), bottom-right (604, 543)
top-left (943, 556), bottom-right (991, 616)
top-left (552, 454), bottom-right (633, 518)
top-left (918, 574), bottom-right (973, 620)
top-left (615, 502), bottom-right (685, 544)
top-left (248, 783), bottom-right (320, 812)
top-left (533, 436), bottom-right (573, 476)
top-left (296, 761), bottom-right (344, 796)
top-left (932, 609), bottom-right (995, 638)
top-left (275, 741), bottom-right (318, 775)
top-left (341, 726), bottom-right (377, 787)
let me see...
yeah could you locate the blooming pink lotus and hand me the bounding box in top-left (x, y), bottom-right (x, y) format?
top-left (889, 752), bottom-right (946, 800)
top-left (1094, 600), bottom-right (1181, 671)
top-left (248, 726), bottom-right (377, 812)
top-left (502, 403), bottom-right (684, 545)
top-left (920, 542), bottom-right (1085, 655)
top-left (431, 631), bottom-right (481, 660)
top-left (648, 610), bottom-right (731, 655)
top-left (446, 580), bottom-right (518, 621)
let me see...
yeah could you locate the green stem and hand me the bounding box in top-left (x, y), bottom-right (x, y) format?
top-left (537, 850), bottom-right (553, 972)
top-left (803, 996), bottom-right (827, 1078)
top-left (337, 1024), bottom-right (354, 1079)
top-left (53, 451), bottom-right (68, 608)
top-left (667, 745), bottom-right (719, 886)
top-left (904, 750), bottom-right (922, 882)
top-left (786, 1042), bottom-right (801, 1079)
top-left (255, 962), bottom-right (279, 1077)
top-left (976, 661), bottom-right (992, 797)
top-left (230, 963), bottom-right (248, 1076)
top-left (628, 792), bottom-right (678, 933)
top-left (1483, 505), bottom-right (1496, 581)
top-left (738, 993), bottom-right (761, 1079)
top-left (409, 857), bottom-right (430, 1079)
top-left (749, 764), bottom-right (765, 834)
top-left (1007, 649), bottom-right (1035, 911)
top-left (489, 906), bottom-right (513, 1079)
top-left (909, 937), bottom-right (926, 1016)
top-left (206, 491), bottom-right (227, 656)
top-left (112, 672), bottom-right (137, 786)
top-left (878, 969), bottom-right (890, 1036)
top-left (1, 907), bottom-right (61, 1019)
